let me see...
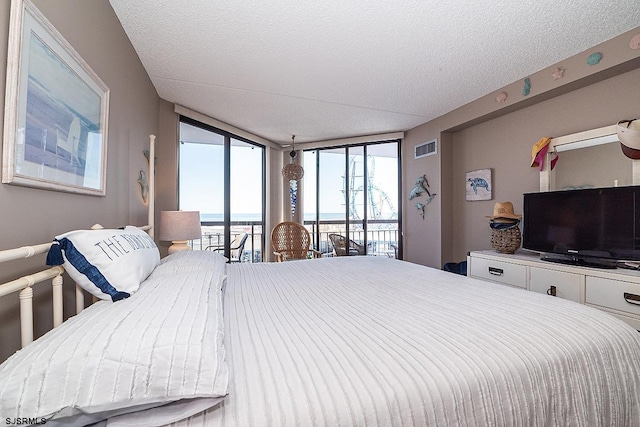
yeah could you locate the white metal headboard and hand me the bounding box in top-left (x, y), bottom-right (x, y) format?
top-left (0, 135), bottom-right (156, 350)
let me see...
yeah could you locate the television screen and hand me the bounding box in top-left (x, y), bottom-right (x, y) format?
top-left (522, 186), bottom-right (640, 264)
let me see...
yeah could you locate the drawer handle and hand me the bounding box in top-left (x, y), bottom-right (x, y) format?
top-left (547, 285), bottom-right (557, 297)
top-left (488, 267), bottom-right (504, 276)
top-left (624, 292), bottom-right (640, 306)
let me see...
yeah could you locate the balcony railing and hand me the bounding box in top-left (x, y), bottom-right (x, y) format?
top-left (189, 219), bottom-right (399, 262)
top-left (191, 221), bottom-right (264, 263)
top-left (306, 219), bottom-right (399, 258)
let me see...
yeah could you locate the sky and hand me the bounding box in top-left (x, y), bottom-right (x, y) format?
top-left (178, 122), bottom-right (398, 221)
top-left (303, 149), bottom-right (399, 220)
top-left (179, 141), bottom-right (263, 218)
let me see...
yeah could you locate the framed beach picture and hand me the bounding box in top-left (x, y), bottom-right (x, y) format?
top-left (2, 0), bottom-right (109, 196)
top-left (466, 168), bottom-right (492, 201)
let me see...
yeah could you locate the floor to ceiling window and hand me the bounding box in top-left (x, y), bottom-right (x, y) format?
top-left (303, 140), bottom-right (401, 258)
top-left (178, 116), bottom-right (265, 262)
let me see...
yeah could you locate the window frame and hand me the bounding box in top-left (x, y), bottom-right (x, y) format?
top-left (304, 139), bottom-right (402, 258)
top-left (178, 115), bottom-right (266, 261)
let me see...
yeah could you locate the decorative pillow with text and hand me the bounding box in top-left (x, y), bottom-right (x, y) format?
top-left (46, 226), bottom-right (160, 301)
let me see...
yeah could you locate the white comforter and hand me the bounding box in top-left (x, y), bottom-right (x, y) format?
top-left (177, 256), bottom-right (640, 427)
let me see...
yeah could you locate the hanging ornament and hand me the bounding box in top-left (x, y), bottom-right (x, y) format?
top-left (281, 135), bottom-right (304, 181)
top-left (289, 180), bottom-right (298, 215)
top-left (281, 135), bottom-right (304, 214)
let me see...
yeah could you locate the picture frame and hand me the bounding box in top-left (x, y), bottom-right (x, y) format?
top-left (465, 168), bottom-right (492, 201)
top-left (2, 0), bottom-right (109, 196)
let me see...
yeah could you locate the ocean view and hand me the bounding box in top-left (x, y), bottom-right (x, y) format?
top-left (200, 212), bottom-right (352, 222)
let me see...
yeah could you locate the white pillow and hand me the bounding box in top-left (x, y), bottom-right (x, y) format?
top-left (46, 226), bottom-right (160, 301)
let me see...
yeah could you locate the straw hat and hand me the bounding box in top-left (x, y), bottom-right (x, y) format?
top-left (487, 201), bottom-right (522, 221)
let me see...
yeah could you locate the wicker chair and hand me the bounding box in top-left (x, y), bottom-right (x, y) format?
top-left (328, 233), bottom-right (367, 256)
top-left (271, 222), bottom-right (322, 262)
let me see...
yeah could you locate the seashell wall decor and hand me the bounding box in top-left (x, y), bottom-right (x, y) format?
top-left (630, 34), bottom-right (640, 50)
top-left (586, 52), bottom-right (602, 65)
top-left (551, 67), bottom-right (565, 80)
top-left (522, 77), bottom-right (531, 96)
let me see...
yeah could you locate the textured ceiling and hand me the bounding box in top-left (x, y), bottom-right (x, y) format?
top-left (109, 0), bottom-right (640, 145)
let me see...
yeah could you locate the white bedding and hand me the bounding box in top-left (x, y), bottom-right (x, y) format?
top-left (4, 253), bottom-right (640, 426)
top-left (174, 256), bottom-right (640, 426)
top-left (0, 251), bottom-right (229, 426)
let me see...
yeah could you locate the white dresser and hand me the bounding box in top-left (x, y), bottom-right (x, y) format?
top-left (467, 250), bottom-right (640, 330)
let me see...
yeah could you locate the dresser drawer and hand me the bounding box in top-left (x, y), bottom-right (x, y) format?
top-left (529, 267), bottom-right (582, 303)
top-left (469, 257), bottom-right (527, 288)
top-left (585, 276), bottom-right (640, 317)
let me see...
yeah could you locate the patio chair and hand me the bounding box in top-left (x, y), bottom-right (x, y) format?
top-left (271, 222), bottom-right (322, 262)
top-left (328, 233), bottom-right (367, 256)
top-left (206, 232), bottom-right (248, 263)
top-left (390, 244), bottom-right (399, 259)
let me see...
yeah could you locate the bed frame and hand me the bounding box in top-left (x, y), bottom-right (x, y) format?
top-left (0, 135), bottom-right (156, 351)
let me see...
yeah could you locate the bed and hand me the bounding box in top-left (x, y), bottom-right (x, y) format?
top-left (190, 256), bottom-right (640, 427)
top-left (2, 250), bottom-right (640, 426)
top-left (2, 142), bottom-right (640, 427)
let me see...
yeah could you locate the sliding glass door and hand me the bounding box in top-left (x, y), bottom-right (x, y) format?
top-left (178, 117), bottom-right (265, 262)
top-left (229, 137), bottom-right (264, 261)
top-left (364, 143), bottom-right (400, 257)
top-left (304, 140), bottom-right (401, 258)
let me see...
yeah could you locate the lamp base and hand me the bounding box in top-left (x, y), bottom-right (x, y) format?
top-left (168, 240), bottom-right (192, 254)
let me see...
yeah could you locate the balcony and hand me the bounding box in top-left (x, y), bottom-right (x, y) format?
top-left (189, 219), bottom-right (399, 262)
top-left (306, 219), bottom-right (399, 258)
top-left (191, 221), bottom-right (264, 263)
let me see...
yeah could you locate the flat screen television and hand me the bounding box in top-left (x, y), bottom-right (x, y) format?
top-left (522, 186), bottom-right (640, 268)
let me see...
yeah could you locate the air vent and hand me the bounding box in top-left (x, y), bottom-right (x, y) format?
top-left (414, 139), bottom-right (437, 159)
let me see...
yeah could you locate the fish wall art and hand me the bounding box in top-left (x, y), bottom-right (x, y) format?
top-left (410, 174), bottom-right (436, 220)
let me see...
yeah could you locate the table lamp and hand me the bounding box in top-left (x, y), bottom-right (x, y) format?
top-left (159, 210), bottom-right (202, 254)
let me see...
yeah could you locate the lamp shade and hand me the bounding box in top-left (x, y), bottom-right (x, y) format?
top-left (158, 211), bottom-right (202, 241)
